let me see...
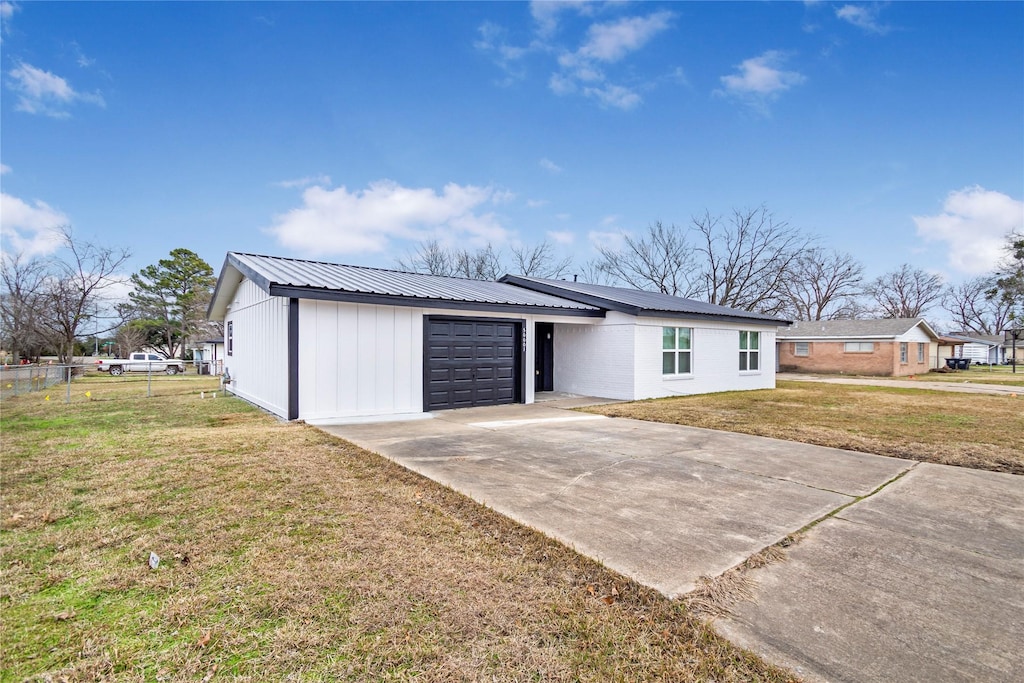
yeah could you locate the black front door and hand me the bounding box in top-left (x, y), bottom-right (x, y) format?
top-left (424, 317), bottom-right (521, 411)
top-left (535, 322), bottom-right (554, 392)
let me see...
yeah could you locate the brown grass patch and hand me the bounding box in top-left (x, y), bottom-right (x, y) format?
top-left (1, 376), bottom-right (798, 682)
top-left (585, 381), bottom-right (1024, 474)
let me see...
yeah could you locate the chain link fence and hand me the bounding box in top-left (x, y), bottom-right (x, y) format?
top-left (1, 363), bottom-right (224, 402)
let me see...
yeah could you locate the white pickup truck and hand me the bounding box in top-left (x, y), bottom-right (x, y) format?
top-left (96, 353), bottom-right (186, 376)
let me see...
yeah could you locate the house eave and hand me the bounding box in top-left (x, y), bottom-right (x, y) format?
top-left (268, 284), bottom-right (606, 317)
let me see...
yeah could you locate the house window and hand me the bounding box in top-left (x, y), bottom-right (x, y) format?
top-left (662, 327), bottom-right (693, 375)
top-left (227, 321), bottom-right (233, 356)
top-left (844, 342), bottom-right (874, 353)
top-left (918, 343), bottom-right (925, 363)
top-left (794, 342), bottom-right (809, 357)
top-left (900, 342), bottom-right (908, 363)
top-left (739, 331), bottom-right (760, 371)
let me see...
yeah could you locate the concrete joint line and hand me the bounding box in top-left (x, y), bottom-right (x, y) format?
top-left (794, 462), bottom-right (919, 538)
top-left (687, 455), bottom-right (858, 497)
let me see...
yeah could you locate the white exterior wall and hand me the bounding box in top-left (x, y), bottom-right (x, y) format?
top-left (297, 301), bottom-right (595, 421)
top-left (553, 312), bottom-right (637, 400)
top-left (298, 300), bottom-right (421, 421)
top-left (553, 313), bottom-right (777, 400)
top-left (223, 279), bottom-right (290, 418)
top-left (633, 318), bottom-right (777, 398)
top-left (961, 342), bottom-right (999, 364)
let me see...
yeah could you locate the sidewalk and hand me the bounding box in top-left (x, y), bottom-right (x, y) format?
top-left (781, 373), bottom-right (1022, 396)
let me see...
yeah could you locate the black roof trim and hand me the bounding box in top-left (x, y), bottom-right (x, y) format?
top-left (268, 284), bottom-right (605, 317)
top-left (501, 274), bottom-right (790, 326)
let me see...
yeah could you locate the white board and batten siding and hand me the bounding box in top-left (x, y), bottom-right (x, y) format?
top-left (296, 300), bottom-right (594, 422)
top-left (223, 279), bottom-right (290, 418)
top-left (554, 312), bottom-right (777, 401)
top-left (298, 300), bottom-right (421, 422)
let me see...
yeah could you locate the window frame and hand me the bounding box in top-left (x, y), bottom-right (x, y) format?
top-left (900, 342), bottom-right (908, 364)
top-left (917, 342), bottom-right (925, 363)
top-left (227, 320), bottom-right (234, 357)
top-left (739, 330), bottom-right (760, 372)
top-left (844, 342), bottom-right (874, 353)
top-left (794, 342), bottom-right (809, 357)
top-left (662, 326), bottom-right (693, 376)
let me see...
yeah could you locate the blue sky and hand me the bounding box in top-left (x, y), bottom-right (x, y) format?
top-left (2, 1), bottom-right (1022, 295)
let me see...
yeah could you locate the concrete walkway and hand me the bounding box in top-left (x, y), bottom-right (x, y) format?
top-left (321, 401), bottom-right (1024, 682)
top-left (782, 372), bottom-right (1023, 396)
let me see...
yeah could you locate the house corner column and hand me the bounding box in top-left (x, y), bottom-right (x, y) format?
top-left (288, 298), bottom-right (299, 420)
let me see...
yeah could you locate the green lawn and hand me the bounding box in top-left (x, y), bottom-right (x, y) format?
top-left (584, 380), bottom-right (1024, 475)
top-left (1, 375), bottom-right (795, 682)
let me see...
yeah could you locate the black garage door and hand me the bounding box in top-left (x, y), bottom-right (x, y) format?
top-left (424, 317), bottom-right (521, 411)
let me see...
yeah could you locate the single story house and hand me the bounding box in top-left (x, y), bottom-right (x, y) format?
top-left (207, 252), bottom-right (789, 423)
top-left (776, 318), bottom-right (940, 377)
top-left (945, 333), bottom-right (1005, 365)
top-left (191, 339), bottom-right (226, 375)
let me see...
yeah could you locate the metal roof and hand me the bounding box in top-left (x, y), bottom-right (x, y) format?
top-left (777, 318), bottom-right (939, 340)
top-left (208, 253), bottom-right (603, 319)
top-left (499, 275), bottom-right (790, 325)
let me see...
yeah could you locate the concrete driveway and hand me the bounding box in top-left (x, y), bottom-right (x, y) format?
top-left (321, 399), bottom-right (1023, 682)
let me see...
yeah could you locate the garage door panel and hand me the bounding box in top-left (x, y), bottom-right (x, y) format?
top-left (424, 317), bottom-right (521, 411)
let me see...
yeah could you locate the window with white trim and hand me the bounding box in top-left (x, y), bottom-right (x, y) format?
top-left (900, 342), bottom-right (908, 363)
top-left (794, 342), bottom-right (809, 357)
top-left (844, 342), bottom-right (874, 353)
top-left (227, 321), bottom-right (234, 356)
top-left (662, 327), bottom-right (693, 375)
top-left (917, 343), bottom-right (925, 363)
top-left (739, 331), bottom-right (760, 371)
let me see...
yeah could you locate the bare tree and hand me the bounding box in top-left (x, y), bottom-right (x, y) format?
top-left (691, 206), bottom-right (812, 315)
top-left (781, 248), bottom-right (865, 321)
top-left (0, 251), bottom-right (49, 362)
top-left (596, 221), bottom-right (698, 296)
top-left (396, 239), bottom-right (456, 277)
top-left (866, 264), bottom-right (944, 318)
top-left (509, 240), bottom-right (572, 279)
top-left (114, 320), bottom-right (149, 358)
top-left (40, 227), bottom-right (132, 363)
top-left (989, 231), bottom-right (1023, 322)
top-left (398, 239), bottom-right (573, 281)
top-left (943, 276), bottom-right (1013, 334)
top-left (575, 258), bottom-right (616, 285)
top-left (452, 245), bottom-right (504, 281)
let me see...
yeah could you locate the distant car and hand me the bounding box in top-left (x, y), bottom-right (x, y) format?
top-left (96, 353), bottom-right (186, 376)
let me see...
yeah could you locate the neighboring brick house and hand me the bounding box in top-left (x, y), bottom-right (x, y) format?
top-left (777, 318), bottom-right (940, 377)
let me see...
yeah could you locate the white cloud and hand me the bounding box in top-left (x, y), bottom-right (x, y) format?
top-left (836, 4), bottom-right (890, 35)
top-left (0, 163), bottom-right (10, 174)
top-left (578, 11), bottom-right (673, 63)
top-left (716, 50), bottom-right (806, 112)
top-left (6, 61), bottom-right (105, 118)
top-left (0, 192), bottom-right (70, 256)
top-left (588, 229), bottom-right (625, 251)
top-left (583, 83), bottom-right (641, 109)
top-left (526, 199), bottom-right (549, 208)
top-left (530, 0), bottom-right (593, 38)
top-left (913, 186), bottom-right (1024, 275)
top-left (547, 230), bottom-right (575, 245)
top-left (720, 50), bottom-right (805, 96)
top-left (70, 41), bottom-right (96, 68)
top-left (539, 158), bottom-right (563, 174)
top-left (549, 10), bottom-right (672, 110)
top-left (267, 180), bottom-right (510, 256)
top-left (1, 1), bottom-right (16, 20)
top-left (273, 174), bottom-right (332, 189)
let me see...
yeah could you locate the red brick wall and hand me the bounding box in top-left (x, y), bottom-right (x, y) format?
top-left (778, 341), bottom-right (931, 376)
